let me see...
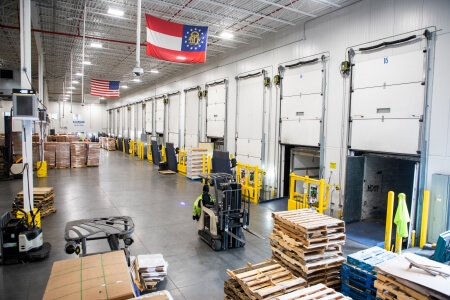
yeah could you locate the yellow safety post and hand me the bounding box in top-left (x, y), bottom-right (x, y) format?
top-left (385, 191), bottom-right (395, 251)
top-left (395, 232), bottom-right (402, 255)
top-left (122, 138), bottom-right (126, 153)
top-left (137, 142), bottom-right (145, 159)
top-left (129, 140), bottom-right (136, 156)
top-left (147, 144), bottom-right (153, 163)
top-left (420, 189), bottom-right (430, 248)
top-left (288, 173), bottom-right (330, 213)
top-left (161, 145), bottom-right (166, 162)
top-left (36, 161), bottom-right (47, 178)
top-left (177, 148), bottom-right (187, 176)
top-left (411, 230), bottom-right (416, 247)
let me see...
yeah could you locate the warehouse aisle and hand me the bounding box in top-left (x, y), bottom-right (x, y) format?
top-left (0, 150), bottom-right (367, 299)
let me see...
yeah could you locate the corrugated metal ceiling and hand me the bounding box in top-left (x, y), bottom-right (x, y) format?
top-left (0, 0), bottom-right (353, 103)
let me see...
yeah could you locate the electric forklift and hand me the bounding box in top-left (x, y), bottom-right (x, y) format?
top-left (197, 173), bottom-right (262, 251)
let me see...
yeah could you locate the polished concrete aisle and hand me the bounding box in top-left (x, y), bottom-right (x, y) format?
top-left (0, 150), bottom-right (367, 300)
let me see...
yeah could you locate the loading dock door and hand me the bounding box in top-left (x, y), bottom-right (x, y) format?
top-left (236, 72), bottom-right (267, 167)
top-left (185, 90), bottom-right (199, 148)
top-left (167, 93), bottom-right (180, 147)
top-left (206, 82), bottom-right (226, 139)
top-left (350, 50), bottom-right (425, 155)
top-left (155, 97), bottom-right (164, 135)
top-left (145, 100), bottom-right (153, 134)
top-left (281, 60), bottom-right (324, 146)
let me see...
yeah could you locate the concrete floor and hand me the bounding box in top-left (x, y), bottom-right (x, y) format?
top-left (0, 150), bottom-right (367, 300)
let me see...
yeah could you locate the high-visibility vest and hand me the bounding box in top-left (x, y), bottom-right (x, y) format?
top-left (192, 194), bottom-right (214, 217)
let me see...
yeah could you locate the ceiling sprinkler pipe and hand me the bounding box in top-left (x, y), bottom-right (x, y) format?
top-left (133, 0), bottom-right (143, 76)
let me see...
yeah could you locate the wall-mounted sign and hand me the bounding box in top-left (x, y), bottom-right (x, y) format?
top-left (73, 120), bottom-right (85, 126)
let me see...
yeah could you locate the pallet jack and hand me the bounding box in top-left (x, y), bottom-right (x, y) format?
top-left (197, 173), bottom-right (264, 251)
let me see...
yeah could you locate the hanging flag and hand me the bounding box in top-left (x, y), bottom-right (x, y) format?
top-left (146, 14), bottom-right (208, 63)
top-left (90, 79), bottom-right (120, 98)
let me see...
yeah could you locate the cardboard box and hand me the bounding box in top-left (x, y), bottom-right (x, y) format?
top-left (43, 251), bottom-right (135, 300)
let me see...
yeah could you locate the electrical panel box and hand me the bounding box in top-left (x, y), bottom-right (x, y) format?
top-left (428, 174), bottom-right (450, 243)
top-left (12, 89), bottom-right (38, 120)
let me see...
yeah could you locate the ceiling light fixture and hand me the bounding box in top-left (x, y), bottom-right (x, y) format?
top-left (82, 61), bottom-right (91, 65)
top-left (75, 73), bottom-right (83, 76)
top-left (108, 8), bottom-right (124, 16)
top-left (99, 97), bottom-right (105, 100)
top-left (67, 87), bottom-right (76, 90)
top-left (72, 80), bottom-right (79, 84)
top-left (220, 31), bottom-right (234, 39)
top-left (132, 79), bottom-right (141, 82)
top-left (150, 69), bottom-right (159, 73)
top-left (121, 85), bottom-right (129, 88)
top-left (176, 56), bottom-right (186, 60)
top-left (90, 42), bottom-right (102, 48)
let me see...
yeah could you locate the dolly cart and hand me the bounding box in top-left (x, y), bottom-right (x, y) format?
top-left (64, 216), bottom-right (134, 264)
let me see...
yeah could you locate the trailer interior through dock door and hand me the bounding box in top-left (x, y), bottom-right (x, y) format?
top-left (344, 30), bottom-right (432, 247)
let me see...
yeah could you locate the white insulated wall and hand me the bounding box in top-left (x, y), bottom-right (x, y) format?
top-left (107, 0), bottom-right (450, 217)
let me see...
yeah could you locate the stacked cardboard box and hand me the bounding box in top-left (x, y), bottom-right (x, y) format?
top-left (270, 209), bottom-right (346, 289)
top-left (55, 142), bottom-right (70, 168)
top-left (86, 142), bottom-right (100, 166)
top-left (186, 148), bottom-right (207, 179)
top-left (106, 138), bottom-right (116, 151)
top-left (14, 187), bottom-right (56, 218)
top-left (70, 142), bottom-right (86, 168)
top-left (132, 254), bottom-right (168, 292)
top-left (32, 133), bottom-right (39, 142)
top-left (32, 142), bottom-right (40, 167)
top-left (66, 134), bottom-right (79, 143)
top-left (47, 135), bottom-right (56, 142)
top-left (55, 135), bottom-right (66, 142)
top-left (44, 142), bottom-right (57, 169)
top-left (43, 251), bottom-right (134, 300)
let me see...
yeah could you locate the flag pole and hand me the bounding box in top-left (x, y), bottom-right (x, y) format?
top-left (81, 0), bottom-right (86, 106)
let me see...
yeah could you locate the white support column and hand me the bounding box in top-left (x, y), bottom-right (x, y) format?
top-left (20, 0), bottom-right (33, 213)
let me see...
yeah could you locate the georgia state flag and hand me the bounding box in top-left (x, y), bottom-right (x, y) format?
top-left (146, 14), bottom-right (208, 64)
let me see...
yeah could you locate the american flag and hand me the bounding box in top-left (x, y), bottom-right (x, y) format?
top-left (90, 79), bottom-right (120, 98)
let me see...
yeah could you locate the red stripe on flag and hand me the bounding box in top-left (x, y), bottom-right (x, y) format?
top-left (146, 14), bottom-right (183, 37)
top-left (146, 43), bottom-right (206, 63)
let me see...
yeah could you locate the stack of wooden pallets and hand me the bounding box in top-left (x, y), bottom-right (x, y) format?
top-left (14, 187), bottom-right (56, 217)
top-left (374, 253), bottom-right (450, 300)
top-left (270, 209), bottom-right (346, 289)
top-left (186, 148), bottom-right (207, 179)
top-left (86, 142), bottom-right (100, 166)
top-left (341, 247), bottom-right (397, 300)
top-left (131, 254), bottom-right (168, 292)
top-left (70, 142), bottom-right (86, 168)
top-left (225, 259), bottom-right (307, 300)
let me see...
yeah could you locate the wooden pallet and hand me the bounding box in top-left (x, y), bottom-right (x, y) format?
top-left (226, 260), bottom-right (307, 300)
top-left (16, 187), bottom-right (54, 199)
top-left (159, 170), bottom-right (176, 175)
top-left (276, 283), bottom-right (351, 300)
top-left (272, 210), bottom-right (345, 235)
top-left (224, 278), bottom-right (247, 300)
top-left (375, 277), bottom-right (426, 300)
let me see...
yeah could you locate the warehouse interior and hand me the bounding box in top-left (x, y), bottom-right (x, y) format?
top-left (1, 0), bottom-right (450, 299)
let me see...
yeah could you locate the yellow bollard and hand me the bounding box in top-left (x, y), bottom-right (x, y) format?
top-left (385, 191), bottom-right (395, 251)
top-left (318, 179), bottom-right (325, 214)
top-left (420, 190), bottom-right (430, 248)
top-left (411, 230), bottom-right (416, 247)
top-left (36, 161), bottom-right (47, 178)
top-left (395, 232), bottom-right (402, 255)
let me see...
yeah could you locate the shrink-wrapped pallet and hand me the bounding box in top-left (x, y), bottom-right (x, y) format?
top-left (70, 142), bottom-right (86, 168)
top-left (86, 142), bottom-right (100, 166)
top-left (44, 142), bottom-right (56, 168)
top-left (55, 142), bottom-right (70, 168)
top-left (106, 138), bottom-right (115, 151)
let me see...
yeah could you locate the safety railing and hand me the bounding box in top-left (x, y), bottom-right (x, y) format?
top-left (235, 163), bottom-right (264, 204)
top-left (177, 148), bottom-right (187, 176)
top-left (288, 173), bottom-right (329, 214)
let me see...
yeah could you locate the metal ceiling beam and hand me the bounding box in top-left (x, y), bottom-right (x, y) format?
top-left (310, 0), bottom-right (341, 8)
top-left (143, 0), bottom-right (278, 32)
top-left (253, 0), bottom-right (317, 17)
top-left (197, 0), bottom-right (296, 25)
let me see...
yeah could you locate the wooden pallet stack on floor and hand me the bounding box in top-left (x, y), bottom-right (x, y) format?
top-left (270, 209), bottom-right (346, 289)
top-left (86, 142), bottom-right (100, 166)
top-left (374, 253), bottom-right (450, 300)
top-left (341, 247), bottom-right (397, 300)
top-left (224, 259), bottom-right (307, 300)
top-left (14, 187), bottom-right (56, 217)
top-left (186, 148), bottom-right (207, 179)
